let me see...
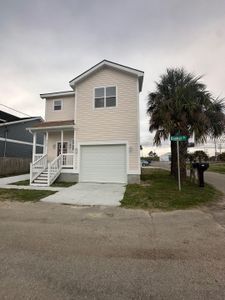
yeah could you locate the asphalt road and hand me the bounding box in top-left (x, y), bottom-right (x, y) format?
top-left (0, 201), bottom-right (225, 300)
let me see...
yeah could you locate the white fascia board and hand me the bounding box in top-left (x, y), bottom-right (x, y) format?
top-left (0, 117), bottom-right (43, 128)
top-left (27, 125), bottom-right (75, 132)
top-left (69, 61), bottom-right (144, 90)
top-left (40, 91), bottom-right (75, 99)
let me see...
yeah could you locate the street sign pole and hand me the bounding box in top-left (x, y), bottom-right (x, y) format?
top-left (170, 135), bottom-right (188, 191)
top-left (170, 134), bottom-right (188, 191)
top-left (177, 140), bottom-right (181, 191)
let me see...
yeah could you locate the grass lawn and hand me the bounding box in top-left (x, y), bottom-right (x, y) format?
top-left (121, 168), bottom-right (222, 210)
top-left (208, 163), bottom-right (225, 174)
top-left (10, 180), bottom-right (76, 187)
top-left (187, 162), bottom-right (225, 174)
top-left (0, 189), bottom-right (56, 202)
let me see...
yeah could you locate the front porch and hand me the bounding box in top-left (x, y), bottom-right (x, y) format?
top-left (28, 120), bottom-right (75, 186)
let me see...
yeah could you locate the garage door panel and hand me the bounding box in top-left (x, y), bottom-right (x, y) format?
top-left (80, 145), bottom-right (126, 183)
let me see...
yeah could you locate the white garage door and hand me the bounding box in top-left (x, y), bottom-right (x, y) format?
top-left (80, 144), bottom-right (127, 183)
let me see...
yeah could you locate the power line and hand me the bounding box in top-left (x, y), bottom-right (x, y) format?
top-left (0, 104), bottom-right (31, 117)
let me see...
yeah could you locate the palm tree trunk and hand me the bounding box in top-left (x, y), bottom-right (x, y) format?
top-left (170, 140), bottom-right (187, 180)
top-left (171, 141), bottom-right (177, 176)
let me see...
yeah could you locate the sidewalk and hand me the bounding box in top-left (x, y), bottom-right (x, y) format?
top-left (0, 174), bottom-right (63, 192)
top-left (0, 174), bottom-right (29, 185)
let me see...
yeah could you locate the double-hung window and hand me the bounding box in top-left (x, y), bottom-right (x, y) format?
top-left (53, 99), bottom-right (62, 111)
top-left (94, 86), bottom-right (116, 108)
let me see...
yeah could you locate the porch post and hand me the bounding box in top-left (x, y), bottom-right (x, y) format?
top-left (43, 133), bottom-right (46, 154)
top-left (32, 132), bottom-right (36, 162)
top-left (60, 130), bottom-right (64, 154)
top-left (45, 131), bottom-right (48, 155)
top-left (73, 129), bottom-right (76, 170)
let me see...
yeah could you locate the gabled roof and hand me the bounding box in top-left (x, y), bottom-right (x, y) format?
top-left (40, 90), bottom-right (75, 99)
top-left (69, 60), bottom-right (144, 92)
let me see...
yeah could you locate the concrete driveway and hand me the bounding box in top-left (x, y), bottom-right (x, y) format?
top-left (41, 182), bottom-right (126, 206)
top-left (0, 201), bottom-right (225, 299)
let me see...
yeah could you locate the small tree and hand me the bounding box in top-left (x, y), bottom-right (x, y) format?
top-left (148, 151), bottom-right (159, 161)
top-left (217, 152), bottom-right (225, 161)
top-left (193, 150), bottom-right (209, 162)
top-left (187, 153), bottom-right (195, 162)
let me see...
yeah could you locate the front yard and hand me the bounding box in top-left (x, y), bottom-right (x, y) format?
top-left (0, 188), bottom-right (56, 202)
top-left (121, 168), bottom-right (222, 210)
top-left (0, 168), bottom-right (222, 208)
top-left (186, 162), bottom-right (225, 174)
top-left (208, 163), bottom-right (225, 174)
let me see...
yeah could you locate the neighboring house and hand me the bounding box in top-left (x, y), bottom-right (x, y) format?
top-left (29, 60), bottom-right (144, 186)
top-left (160, 152), bottom-right (171, 162)
top-left (0, 111), bottom-right (43, 158)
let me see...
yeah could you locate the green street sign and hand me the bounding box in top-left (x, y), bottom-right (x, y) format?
top-left (170, 135), bottom-right (188, 142)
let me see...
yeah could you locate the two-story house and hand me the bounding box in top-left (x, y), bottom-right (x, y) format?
top-left (29, 60), bottom-right (144, 186)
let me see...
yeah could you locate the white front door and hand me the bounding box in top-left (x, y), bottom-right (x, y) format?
top-left (80, 144), bottom-right (127, 183)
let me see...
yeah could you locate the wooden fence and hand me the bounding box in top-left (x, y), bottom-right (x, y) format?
top-left (0, 157), bottom-right (31, 176)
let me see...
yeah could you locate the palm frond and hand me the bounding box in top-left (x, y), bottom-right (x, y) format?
top-left (146, 67), bottom-right (225, 145)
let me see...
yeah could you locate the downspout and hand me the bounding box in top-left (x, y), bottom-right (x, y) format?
top-left (74, 88), bottom-right (77, 171)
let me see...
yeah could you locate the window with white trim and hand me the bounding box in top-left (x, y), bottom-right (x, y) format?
top-left (94, 86), bottom-right (116, 108)
top-left (53, 99), bottom-right (62, 111)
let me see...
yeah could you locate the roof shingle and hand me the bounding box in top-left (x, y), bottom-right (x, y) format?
top-left (32, 120), bottom-right (74, 128)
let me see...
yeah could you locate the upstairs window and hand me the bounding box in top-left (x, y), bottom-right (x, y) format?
top-left (94, 86), bottom-right (116, 108)
top-left (53, 99), bottom-right (62, 111)
top-left (95, 88), bottom-right (104, 108)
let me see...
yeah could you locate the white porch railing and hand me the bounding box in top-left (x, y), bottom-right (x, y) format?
top-left (62, 153), bottom-right (74, 168)
top-left (30, 154), bottom-right (47, 183)
top-left (34, 154), bottom-right (43, 162)
top-left (30, 153), bottom-right (74, 186)
top-left (48, 154), bottom-right (62, 186)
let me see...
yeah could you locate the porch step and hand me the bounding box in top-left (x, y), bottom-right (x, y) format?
top-left (31, 157), bottom-right (63, 186)
top-left (31, 183), bottom-right (49, 187)
top-left (32, 169), bottom-right (49, 186)
top-left (34, 178), bottom-right (48, 183)
top-left (38, 175), bottom-right (48, 179)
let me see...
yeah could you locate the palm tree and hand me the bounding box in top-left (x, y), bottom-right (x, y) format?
top-left (147, 68), bottom-right (225, 179)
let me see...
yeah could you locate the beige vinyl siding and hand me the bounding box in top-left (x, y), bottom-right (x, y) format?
top-left (45, 96), bottom-right (75, 122)
top-left (76, 67), bottom-right (140, 172)
top-left (47, 131), bottom-right (74, 161)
